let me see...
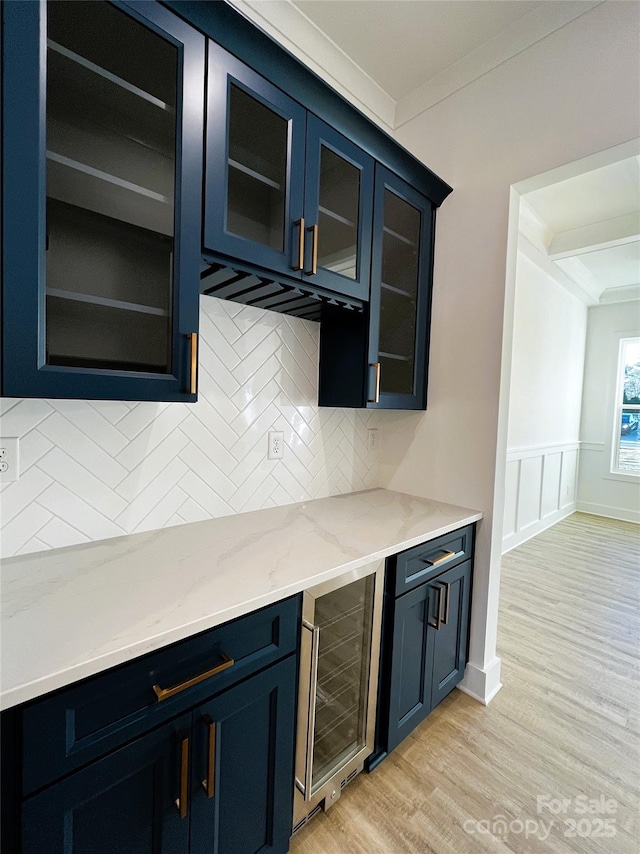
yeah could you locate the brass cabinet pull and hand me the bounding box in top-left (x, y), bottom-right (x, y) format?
top-left (293, 217), bottom-right (305, 271)
top-left (201, 716), bottom-right (216, 798)
top-left (188, 332), bottom-right (198, 395)
top-left (428, 584), bottom-right (444, 631)
top-left (442, 582), bottom-right (450, 625)
top-left (367, 362), bottom-right (381, 404)
top-left (425, 549), bottom-right (456, 567)
top-left (175, 736), bottom-right (189, 819)
top-left (153, 652), bottom-right (234, 702)
top-left (304, 224), bottom-right (318, 275)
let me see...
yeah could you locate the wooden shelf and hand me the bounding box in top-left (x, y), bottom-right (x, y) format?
top-left (383, 225), bottom-right (416, 247)
top-left (318, 205), bottom-right (355, 228)
top-left (228, 158), bottom-right (280, 190)
top-left (47, 288), bottom-right (169, 317)
top-left (47, 40), bottom-right (174, 115)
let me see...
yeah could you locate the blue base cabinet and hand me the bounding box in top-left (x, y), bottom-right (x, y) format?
top-left (369, 526), bottom-right (474, 765)
top-left (22, 714), bottom-right (192, 854)
top-left (3, 598), bottom-right (300, 854)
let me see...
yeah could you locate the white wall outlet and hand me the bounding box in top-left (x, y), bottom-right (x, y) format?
top-left (0, 437), bottom-right (20, 482)
top-left (268, 431), bottom-right (284, 460)
top-left (367, 428), bottom-right (379, 451)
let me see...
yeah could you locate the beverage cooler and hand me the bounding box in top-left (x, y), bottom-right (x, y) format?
top-left (293, 561), bottom-right (384, 832)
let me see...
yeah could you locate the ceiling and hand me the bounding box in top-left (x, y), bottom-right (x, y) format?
top-left (520, 156), bottom-right (640, 304)
top-left (292, 0), bottom-right (544, 101)
top-left (242, 1), bottom-right (636, 305)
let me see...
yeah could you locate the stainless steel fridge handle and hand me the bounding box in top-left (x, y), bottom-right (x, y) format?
top-left (295, 619), bottom-right (320, 801)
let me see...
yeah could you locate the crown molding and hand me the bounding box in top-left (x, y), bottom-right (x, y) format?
top-left (517, 234), bottom-right (598, 306)
top-left (394, 0), bottom-right (602, 129)
top-left (227, 0), bottom-right (396, 133)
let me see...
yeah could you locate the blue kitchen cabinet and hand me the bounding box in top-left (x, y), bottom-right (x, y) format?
top-left (369, 527), bottom-right (474, 766)
top-left (319, 167), bottom-right (436, 409)
top-left (4, 598), bottom-right (300, 854)
top-left (190, 658), bottom-right (297, 854)
top-left (1, 0), bottom-right (205, 401)
top-left (22, 715), bottom-right (193, 854)
top-left (204, 42), bottom-right (373, 303)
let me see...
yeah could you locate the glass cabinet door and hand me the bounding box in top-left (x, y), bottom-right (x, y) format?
top-left (368, 166), bottom-right (435, 410)
top-left (205, 42), bottom-right (306, 279)
top-left (302, 117), bottom-right (374, 301)
top-left (311, 574), bottom-right (374, 791)
top-left (2, 0), bottom-right (204, 401)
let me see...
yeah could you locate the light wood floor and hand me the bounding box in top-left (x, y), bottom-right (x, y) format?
top-left (289, 512), bottom-right (640, 853)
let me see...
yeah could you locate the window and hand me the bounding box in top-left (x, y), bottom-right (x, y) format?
top-left (612, 337), bottom-right (640, 475)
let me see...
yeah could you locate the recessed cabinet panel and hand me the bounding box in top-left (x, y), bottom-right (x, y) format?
top-left (21, 715), bottom-right (191, 854)
top-left (2, 0), bottom-right (204, 401)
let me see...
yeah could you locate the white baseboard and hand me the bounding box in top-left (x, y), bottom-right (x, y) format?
top-left (457, 658), bottom-right (502, 705)
top-left (575, 501), bottom-right (640, 524)
top-left (502, 503), bottom-right (576, 554)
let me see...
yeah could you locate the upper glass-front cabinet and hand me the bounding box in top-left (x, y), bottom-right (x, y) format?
top-left (302, 117), bottom-right (373, 299)
top-left (1, 0), bottom-right (205, 401)
top-left (204, 44), bottom-right (372, 302)
top-left (367, 167), bottom-right (435, 410)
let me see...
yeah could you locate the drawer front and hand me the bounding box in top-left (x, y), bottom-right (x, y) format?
top-left (22, 596), bottom-right (300, 795)
top-left (391, 525), bottom-right (474, 597)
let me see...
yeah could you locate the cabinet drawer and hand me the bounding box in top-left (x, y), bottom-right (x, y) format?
top-left (391, 525), bottom-right (474, 596)
top-left (21, 596), bottom-right (300, 795)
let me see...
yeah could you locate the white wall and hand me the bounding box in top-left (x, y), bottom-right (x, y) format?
top-left (578, 299), bottom-right (640, 522)
top-left (0, 298), bottom-right (381, 558)
top-left (502, 251), bottom-right (587, 551)
top-left (377, 0), bottom-right (640, 702)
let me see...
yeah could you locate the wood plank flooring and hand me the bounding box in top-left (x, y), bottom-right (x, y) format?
top-left (289, 512), bottom-right (640, 853)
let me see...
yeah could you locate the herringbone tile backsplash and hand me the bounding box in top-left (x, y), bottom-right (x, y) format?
top-left (0, 297), bottom-right (382, 558)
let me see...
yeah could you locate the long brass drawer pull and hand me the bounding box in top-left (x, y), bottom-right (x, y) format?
top-left (153, 653), bottom-right (235, 702)
top-left (188, 332), bottom-right (198, 395)
top-left (293, 217), bottom-right (305, 271)
top-left (201, 716), bottom-right (216, 798)
top-left (425, 549), bottom-right (456, 567)
top-left (368, 362), bottom-right (381, 404)
top-left (175, 736), bottom-right (189, 819)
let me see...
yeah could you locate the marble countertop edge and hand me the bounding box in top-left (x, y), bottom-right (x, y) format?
top-left (1, 490), bottom-right (482, 711)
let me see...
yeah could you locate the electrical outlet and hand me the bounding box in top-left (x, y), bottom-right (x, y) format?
top-left (268, 431), bottom-right (284, 460)
top-left (367, 428), bottom-right (379, 451)
top-left (0, 437), bottom-right (20, 482)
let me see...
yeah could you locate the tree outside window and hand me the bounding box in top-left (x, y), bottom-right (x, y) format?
top-left (613, 337), bottom-right (640, 475)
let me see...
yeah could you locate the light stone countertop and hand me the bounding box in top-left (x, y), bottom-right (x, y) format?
top-left (0, 488), bottom-right (481, 710)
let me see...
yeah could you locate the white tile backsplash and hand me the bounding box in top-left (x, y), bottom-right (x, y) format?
top-left (0, 297), bottom-right (382, 558)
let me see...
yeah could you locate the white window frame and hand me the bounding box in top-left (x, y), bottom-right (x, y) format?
top-left (611, 336), bottom-right (640, 477)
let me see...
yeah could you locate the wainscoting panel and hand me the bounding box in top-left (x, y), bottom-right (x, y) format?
top-left (0, 298), bottom-right (381, 559)
top-left (503, 443), bottom-right (579, 553)
top-left (540, 452), bottom-right (562, 518)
